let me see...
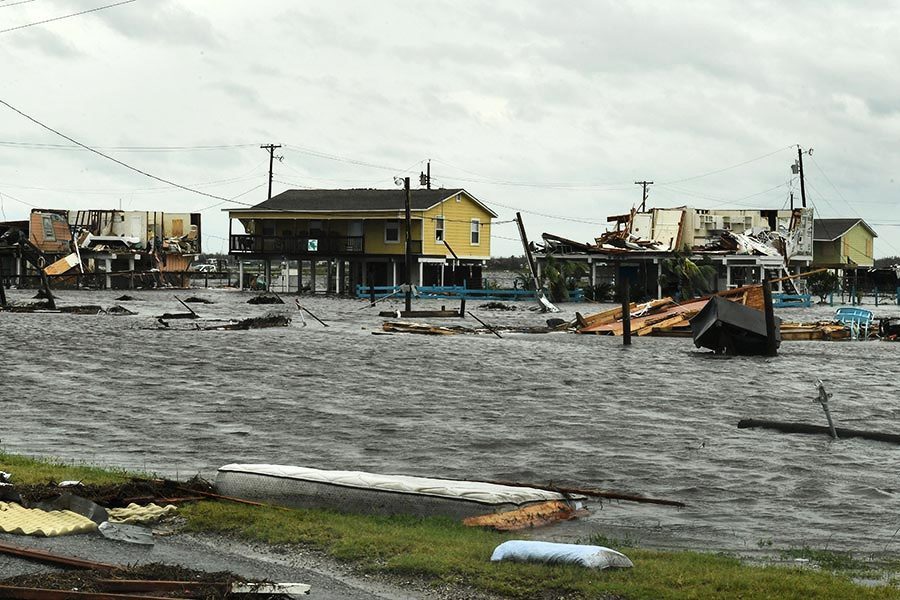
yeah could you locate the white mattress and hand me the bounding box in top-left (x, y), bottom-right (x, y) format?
top-left (217, 464), bottom-right (569, 506)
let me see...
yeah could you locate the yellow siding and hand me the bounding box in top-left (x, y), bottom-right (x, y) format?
top-left (812, 223), bottom-right (875, 267)
top-left (844, 223), bottom-right (874, 267)
top-left (232, 191), bottom-right (493, 258)
top-left (363, 218), bottom-right (423, 255)
top-left (813, 240), bottom-right (841, 266)
top-left (421, 192), bottom-right (493, 258)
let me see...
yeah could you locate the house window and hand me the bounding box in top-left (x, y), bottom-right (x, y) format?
top-left (470, 219), bottom-right (480, 245)
top-left (262, 222), bottom-right (276, 236)
top-left (435, 216), bottom-right (444, 242)
top-left (385, 220), bottom-right (400, 243)
top-left (41, 216), bottom-right (56, 241)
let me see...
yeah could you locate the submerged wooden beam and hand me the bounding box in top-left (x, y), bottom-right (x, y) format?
top-left (738, 419), bottom-right (900, 445)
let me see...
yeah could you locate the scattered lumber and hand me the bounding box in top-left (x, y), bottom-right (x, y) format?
top-left (0, 540), bottom-right (117, 570)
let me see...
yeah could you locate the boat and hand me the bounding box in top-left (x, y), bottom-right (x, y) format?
top-left (690, 296), bottom-right (781, 355)
top-left (215, 464), bottom-right (583, 520)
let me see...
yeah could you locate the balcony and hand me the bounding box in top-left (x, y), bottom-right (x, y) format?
top-left (230, 234), bottom-right (365, 256)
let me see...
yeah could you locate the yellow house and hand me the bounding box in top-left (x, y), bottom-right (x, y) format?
top-left (812, 218), bottom-right (877, 268)
top-left (227, 188), bottom-right (496, 292)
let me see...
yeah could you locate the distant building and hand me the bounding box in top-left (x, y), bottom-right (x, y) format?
top-left (812, 218), bottom-right (877, 268)
top-left (0, 208), bottom-right (201, 288)
top-left (226, 188), bottom-right (497, 292)
top-left (540, 206), bottom-right (814, 298)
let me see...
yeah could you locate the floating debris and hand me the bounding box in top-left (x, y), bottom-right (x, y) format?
top-left (479, 302), bottom-right (516, 311)
top-left (156, 312), bottom-right (197, 320)
top-left (183, 296), bottom-right (214, 304)
top-left (114, 295), bottom-right (141, 301)
top-left (106, 305), bottom-right (136, 316)
top-left (207, 315), bottom-right (291, 330)
top-left (691, 295), bottom-right (781, 356)
top-left (381, 321), bottom-right (564, 336)
top-left (247, 293), bottom-right (284, 305)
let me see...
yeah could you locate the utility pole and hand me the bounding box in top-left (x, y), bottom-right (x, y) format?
top-left (404, 176), bottom-right (413, 312)
top-left (797, 147), bottom-right (807, 209)
top-left (635, 181), bottom-right (653, 212)
top-left (420, 159), bottom-right (432, 189)
top-left (261, 144), bottom-right (282, 201)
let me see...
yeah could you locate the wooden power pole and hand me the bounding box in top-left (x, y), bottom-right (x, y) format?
top-left (404, 176), bottom-right (413, 312)
top-left (797, 147), bottom-right (807, 209)
top-left (261, 144), bottom-right (282, 201)
top-left (635, 181), bottom-right (653, 212)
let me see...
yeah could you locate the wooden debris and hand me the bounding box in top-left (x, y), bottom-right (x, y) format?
top-left (738, 419), bottom-right (900, 445)
top-left (206, 315), bottom-right (290, 330)
top-left (247, 293), bottom-right (283, 305)
top-left (462, 500), bottom-right (583, 531)
top-left (382, 321), bottom-right (462, 335)
top-left (0, 540), bottom-right (118, 570)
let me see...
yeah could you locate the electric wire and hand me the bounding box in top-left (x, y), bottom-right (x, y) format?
top-left (0, 98), bottom-right (260, 208)
top-left (0, 0), bottom-right (39, 9)
top-left (0, 140), bottom-right (258, 152)
top-left (656, 146), bottom-right (795, 185)
top-left (0, 0), bottom-right (137, 35)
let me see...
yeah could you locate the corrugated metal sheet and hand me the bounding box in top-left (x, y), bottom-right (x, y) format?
top-left (0, 502), bottom-right (97, 537)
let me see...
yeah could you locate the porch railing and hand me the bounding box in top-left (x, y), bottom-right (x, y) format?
top-left (230, 234), bottom-right (365, 255)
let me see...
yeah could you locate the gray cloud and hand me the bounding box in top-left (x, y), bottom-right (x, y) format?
top-left (13, 28), bottom-right (81, 58)
top-left (95, 0), bottom-right (219, 47)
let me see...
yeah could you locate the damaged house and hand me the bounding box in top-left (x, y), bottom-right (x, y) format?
top-left (539, 206), bottom-right (815, 299)
top-left (0, 208), bottom-right (201, 289)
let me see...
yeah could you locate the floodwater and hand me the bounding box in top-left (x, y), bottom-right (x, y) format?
top-left (1, 287), bottom-right (899, 556)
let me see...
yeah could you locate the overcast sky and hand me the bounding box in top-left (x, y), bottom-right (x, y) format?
top-left (2, 0), bottom-right (899, 257)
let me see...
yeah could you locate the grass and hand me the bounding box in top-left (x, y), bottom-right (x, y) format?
top-left (778, 547), bottom-right (867, 572)
top-left (0, 450), bottom-right (136, 485)
top-left (3, 450), bottom-right (899, 599)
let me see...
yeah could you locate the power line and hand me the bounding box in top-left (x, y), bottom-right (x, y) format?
top-left (0, 0), bottom-right (137, 35)
top-left (0, 98), bottom-right (261, 207)
top-left (0, 0), bottom-right (39, 9)
top-left (0, 140), bottom-right (257, 152)
top-left (657, 146), bottom-right (794, 185)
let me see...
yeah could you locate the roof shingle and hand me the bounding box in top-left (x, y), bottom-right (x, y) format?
top-left (243, 188), bottom-right (467, 212)
top-left (813, 218), bottom-right (877, 241)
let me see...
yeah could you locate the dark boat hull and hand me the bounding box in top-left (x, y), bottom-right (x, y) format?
top-left (691, 296), bottom-right (781, 355)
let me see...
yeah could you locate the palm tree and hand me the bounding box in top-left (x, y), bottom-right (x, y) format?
top-left (659, 253), bottom-right (716, 299)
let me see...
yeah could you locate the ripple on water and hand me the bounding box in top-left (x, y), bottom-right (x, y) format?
top-left (1, 289), bottom-right (899, 552)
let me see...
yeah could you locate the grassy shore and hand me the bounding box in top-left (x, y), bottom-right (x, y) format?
top-left (2, 451), bottom-right (899, 600)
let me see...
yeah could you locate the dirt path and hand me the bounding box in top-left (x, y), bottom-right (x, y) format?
top-left (0, 530), bottom-right (499, 599)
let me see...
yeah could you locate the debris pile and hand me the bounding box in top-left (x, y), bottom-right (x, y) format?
top-left (247, 292), bottom-right (284, 305)
top-left (209, 314), bottom-right (291, 330)
top-left (1, 561), bottom-right (258, 598)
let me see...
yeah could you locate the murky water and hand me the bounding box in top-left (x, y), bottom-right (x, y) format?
top-left (1, 288), bottom-right (899, 555)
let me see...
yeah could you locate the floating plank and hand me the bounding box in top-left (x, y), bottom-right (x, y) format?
top-left (738, 419), bottom-right (900, 445)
